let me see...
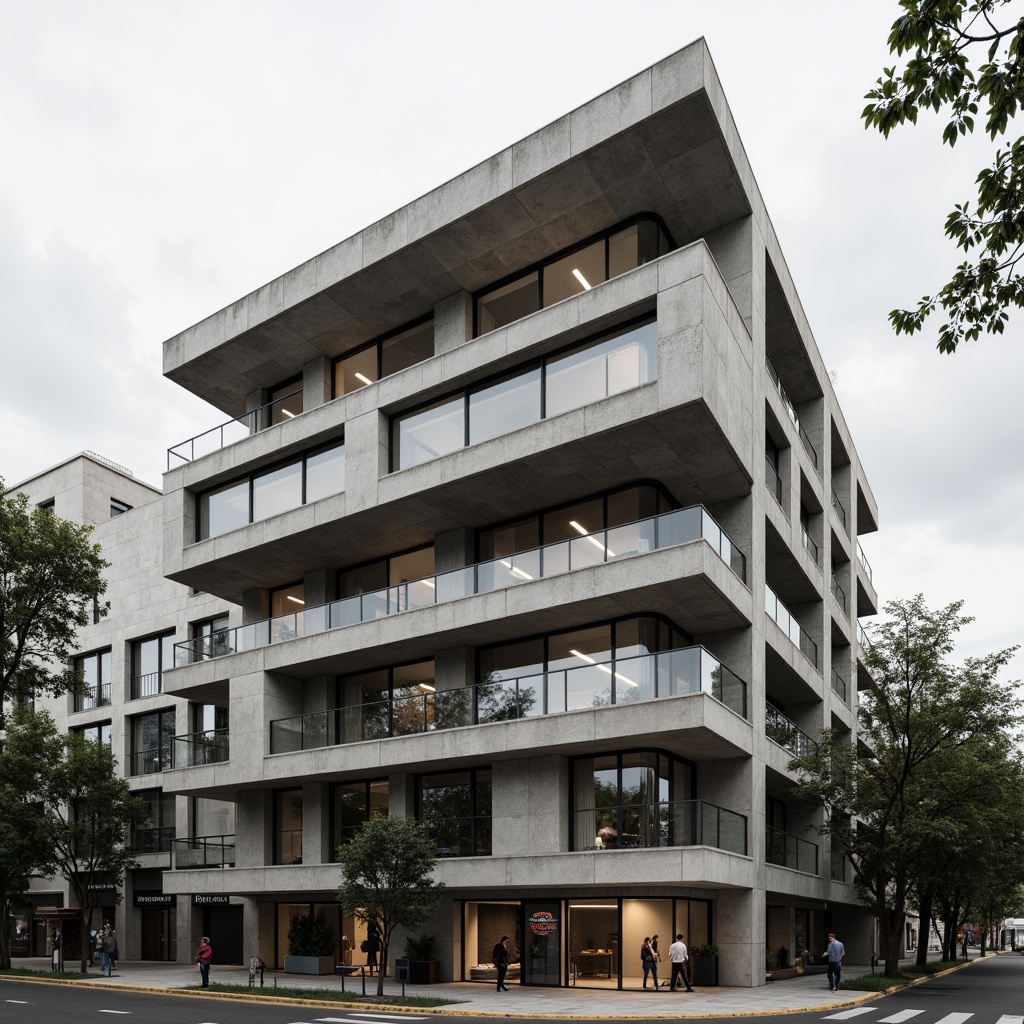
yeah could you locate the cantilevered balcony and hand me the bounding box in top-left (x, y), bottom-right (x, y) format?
top-left (765, 703), bottom-right (817, 758)
top-left (270, 644), bottom-right (748, 753)
top-left (175, 505), bottom-right (746, 666)
top-left (172, 728), bottom-right (229, 768)
top-left (764, 583), bottom-right (818, 668)
top-left (576, 798), bottom-right (747, 854)
top-left (765, 826), bottom-right (818, 874)
top-left (831, 668), bottom-right (848, 704)
top-left (765, 356), bottom-right (819, 473)
top-left (171, 834), bottom-right (235, 869)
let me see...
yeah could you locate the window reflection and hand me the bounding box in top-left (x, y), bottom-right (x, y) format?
top-left (392, 395), bottom-right (464, 468)
top-left (477, 272), bottom-right (539, 335)
top-left (333, 319), bottom-right (435, 397)
top-left (269, 379), bottom-right (303, 425)
top-left (252, 461), bottom-right (302, 522)
top-left (469, 368), bottom-right (541, 445)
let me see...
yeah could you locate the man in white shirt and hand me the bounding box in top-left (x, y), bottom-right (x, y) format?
top-left (668, 933), bottom-right (694, 992)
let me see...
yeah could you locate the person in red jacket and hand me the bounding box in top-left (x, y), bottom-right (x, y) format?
top-left (195, 936), bottom-right (213, 987)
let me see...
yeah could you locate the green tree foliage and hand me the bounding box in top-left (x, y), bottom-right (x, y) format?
top-left (0, 479), bottom-right (108, 726)
top-left (865, 1), bottom-right (1024, 352)
top-left (789, 596), bottom-right (1021, 977)
top-left (335, 816), bottom-right (445, 996)
top-left (0, 708), bottom-right (57, 969)
top-left (40, 732), bottom-right (146, 972)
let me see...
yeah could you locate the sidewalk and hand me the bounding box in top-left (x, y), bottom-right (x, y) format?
top-left (3, 954), bottom-right (987, 1018)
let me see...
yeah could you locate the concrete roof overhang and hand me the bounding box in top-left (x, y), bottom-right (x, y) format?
top-left (163, 40), bottom-right (752, 415)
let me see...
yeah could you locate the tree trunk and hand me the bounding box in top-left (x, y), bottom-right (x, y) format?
top-left (916, 890), bottom-right (933, 967)
top-left (377, 936), bottom-right (388, 997)
top-left (880, 904), bottom-right (905, 977)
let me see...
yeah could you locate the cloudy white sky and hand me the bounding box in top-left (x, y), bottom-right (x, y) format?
top-left (2, 0), bottom-right (1020, 682)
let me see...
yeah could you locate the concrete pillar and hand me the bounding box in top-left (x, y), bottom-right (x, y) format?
top-left (303, 356), bottom-right (332, 410)
top-left (718, 888), bottom-right (762, 986)
top-left (435, 526), bottom-right (474, 573)
top-left (434, 291), bottom-right (473, 354)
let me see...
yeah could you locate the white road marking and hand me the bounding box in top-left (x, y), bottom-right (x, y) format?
top-left (97, 1012), bottom-right (131, 1016)
top-left (932, 1016), bottom-right (973, 1024)
top-left (823, 1011), bottom-right (879, 1021)
top-left (347, 1016), bottom-right (431, 1021)
top-left (6, 999), bottom-right (29, 1004)
top-left (879, 1012), bottom-right (925, 1023)
top-left (995, 1017), bottom-right (1024, 1024)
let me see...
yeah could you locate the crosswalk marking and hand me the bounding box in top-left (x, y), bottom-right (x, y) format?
top-left (5, 1000), bottom-right (28, 1004)
top-left (933, 1015), bottom-right (974, 1024)
top-left (347, 1016), bottom-right (430, 1021)
top-left (995, 1017), bottom-right (1024, 1024)
top-left (824, 1012), bottom-right (878, 1021)
top-left (879, 1012), bottom-right (926, 1023)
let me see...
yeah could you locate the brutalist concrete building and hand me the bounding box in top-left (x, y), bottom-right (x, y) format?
top-left (14, 39), bottom-right (879, 987)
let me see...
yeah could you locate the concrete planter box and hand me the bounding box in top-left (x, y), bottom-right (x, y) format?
top-left (284, 955), bottom-right (335, 975)
top-left (691, 955), bottom-right (719, 986)
top-left (395, 957), bottom-right (439, 984)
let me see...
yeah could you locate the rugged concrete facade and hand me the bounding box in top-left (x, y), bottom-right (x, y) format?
top-left (12, 39), bottom-right (879, 987)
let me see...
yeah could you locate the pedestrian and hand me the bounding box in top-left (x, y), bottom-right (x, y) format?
top-left (668, 933), bottom-right (694, 992)
top-left (961, 931), bottom-right (969, 960)
top-left (93, 928), bottom-right (103, 963)
top-left (101, 923), bottom-right (118, 974)
top-left (641, 936), bottom-right (659, 989)
top-left (822, 931), bottom-right (845, 992)
top-left (195, 935), bottom-right (213, 987)
top-left (364, 921), bottom-right (380, 975)
top-left (492, 935), bottom-right (511, 992)
top-left (652, 934), bottom-right (667, 987)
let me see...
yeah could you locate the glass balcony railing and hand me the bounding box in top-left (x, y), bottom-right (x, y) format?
top-left (857, 541), bottom-right (873, 582)
top-left (765, 703), bottom-right (817, 757)
top-left (130, 745), bottom-right (172, 776)
top-left (830, 575), bottom-right (847, 614)
top-left (764, 583), bottom-right (818, 668)
top-left (172, 728), bottom-right (229, 769)
top-left (171, 834), bottom-right (236, 869)
top-left (130, 672), bottom-right (163, 700)
top-left (576, 798), bottom-right (747, 854)
top-left (831, 487), bottom-right (849, 535)
top-left (800, 527), bottom-right (820, 567)
top-left (270, 645), bottom-right (748, 753)
top-left (857, 622), bottom-right (869, 649)
top-left (177, 505), bottom-right (747, 666)
top-left (831, 668), bottom-right (848, 704)
top-left (132, 826), bottom-right (175, 854)
top-left (421, 815), bottom-right (492, 858)
top-left (765, 825), bottom-right (818, 874)
top-left (765, 357), bottom-right (819, 470)
top-left (167, 389), bottom-right (302, 469)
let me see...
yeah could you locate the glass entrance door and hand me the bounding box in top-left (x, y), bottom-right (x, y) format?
top-left (522, 901), bottom-right (561, 985)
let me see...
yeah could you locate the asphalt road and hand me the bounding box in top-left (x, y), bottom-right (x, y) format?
top-left (3, 954), bottom-right (1024, 1024)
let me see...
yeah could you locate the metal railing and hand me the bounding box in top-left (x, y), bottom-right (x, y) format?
top-left (831, 575), bottom-right (847, 614)
top-left (857, 622), bottom-right (869, 649)
top-left (857, 541), bottom-right (873, 582)
top-left (831, 487), bottom-right (849, 535)
top-left (167, 389), bottom-right (302, 468)
top-left (764, 583), bottom-right (818, 668)
top-left (172, 834), bottom-right (236, 869)
top-left (831, 668), bottom-right (848, 704)
top-left (132, 826), bottom-right (175, 854)
top-left (765, 703), bottom-right (817, 757)
top-left (77, 682), bottom-right (111, 712)
top-left (765, 357), bottom-right (819, 470)
top-left (177, 505), bottom-right (747, 666)
top-left (270, 645), bottom-right (748, 753)
top-left (130, 745), bottom-right (172, 776)
top-left (172, 728), bottom-right (229, 768)
top-left (801, 526), bottom-right (820, 567)
top-left (765, 825), bottom-right (818, 874)
top-left (130, 672), bottom-right (162, 700)
top-left (579, 798), bottom-right (747, 855)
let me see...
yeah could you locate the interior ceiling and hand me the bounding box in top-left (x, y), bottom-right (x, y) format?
top-left (167, 91), bottom-right (751, 417)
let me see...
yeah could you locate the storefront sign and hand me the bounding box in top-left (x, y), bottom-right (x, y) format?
top-left (193, 895), bottom-right (230, 905)
top-left (529, 911), bottom-right (558, 936)
top-left (134, 892), bottom-right (176, 908)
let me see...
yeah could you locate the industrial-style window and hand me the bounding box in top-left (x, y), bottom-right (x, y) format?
top-left (329, 779), bottom-right (388, 859)
top-left (74, 649), bottom-right (112, 712)
top-left (196, 437), bottom-right (345, 540)
top-left (391, 315), bottom-right (656, 471)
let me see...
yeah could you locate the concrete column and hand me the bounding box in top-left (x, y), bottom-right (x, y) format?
top-left (389, 772), bottom-right (416, 819)
top-left (718, 888), bottom-right (762, 986)
top-left (303, 780), bottom-right (326, 864)
top-left (236, 790), bottom-right (268, 869)
top-left (245, 387), bottom-right (269, 430)
top-left (436, 646), bottom-right (473, 692)
top-left (303, 356), bottom-right (332, 410)
top-left (303, 568), bottom-right (331, 608)
top-left (434, 291), bottom-right (473, 354)
top-left (242, 588), bottom-right (269, 625)
top-left (435, 526), bottom-right (473, 573)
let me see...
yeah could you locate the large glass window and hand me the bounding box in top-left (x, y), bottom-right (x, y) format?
top-left (418, 768), bottom-right (491, 857)
top-left (274, 789), bottom-right (303, 865)
top-left (475, 217), bottom-right (672, 336)
top-left (269, 377), bottom-right (304, 425)
top-left (392, 316), bottom-right (656, 471)
top-left (333, 318), bottom-right (435, 397)
top-left (74, 721), bottom-right (112, 746)
top-left (134, 789), bottom-right (176, 853)
top-left (196, 438), bottom-right (345, 539)
top-left (194, 796), bottom-right (235, 838)
top-left (336, 660), bottom-right (437, 741)
top-left (131, 632), bottom-right (175, 699)
top-left (74, 649), bottom-right (112, 711)
top-left (131, 709), bottom-right (176, 776)
top-left (330, 779), bottom-right (388, 858)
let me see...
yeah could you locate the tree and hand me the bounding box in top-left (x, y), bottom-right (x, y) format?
top-left (0, 480), bottom-right (108, 726)
top-left (789, 596), bottom-right (1021, 977)
top-left (335, 816), bottom-right (445, 996)
top-left (40, 732), bottom-right (146, 972)
top-left (0, 708), bottom-right (57, 969)
top-left (864, 1), bottom-right (1024, 352)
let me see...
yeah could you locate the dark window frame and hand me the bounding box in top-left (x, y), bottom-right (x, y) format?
top-left (416, 766), bottom-right (492, 858)
top-left (73, 647), bottom-right (113, 713)
top-left (330, 313), bottom-right (435, 400)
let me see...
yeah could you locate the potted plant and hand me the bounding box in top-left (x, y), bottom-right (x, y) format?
top-left (395, 933), bottom-right (439, 984)
top-left (689, 942), bottom-right (719, 986)
top-left (283, 912), bottom-right (335, 975)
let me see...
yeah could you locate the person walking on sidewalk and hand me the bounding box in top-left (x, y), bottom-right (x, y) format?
top-left (668, 933), bottom-right (694, 992)
top-left (100, 924), bottom-right (118, 975)
top-left (195, 936), bottom-right (213, 988)
top-left (641, 937), bottom-right (660, 990)
top-left (492, 935), bottom-right (511, 992)
top-left (823, 932), bottom-right (845, 992)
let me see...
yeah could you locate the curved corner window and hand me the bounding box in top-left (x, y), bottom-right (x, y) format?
top-left (475, 216), bottom-right (672, 336)
top-left (391, 315), bottom-right (656, 472)
top-left (196, 438), bottom-right (345, 540)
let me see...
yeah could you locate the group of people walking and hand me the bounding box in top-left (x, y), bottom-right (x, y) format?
top-left (641, 933), bottom-right (695, 991)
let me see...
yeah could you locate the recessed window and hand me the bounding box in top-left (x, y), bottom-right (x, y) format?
top-left (333, 318), bottom-right (435, 398)
top-left (37, 498), bottom-right (55, 511)
top-left (74, 649), bottom-right (112, 712)
top-left (74, 721), bottom-right (112, 746)
top-left (269, 377), bottom-right (303, 425)
top-left (110, 498), bottom-right (132, 517)
top-left (417, 768), bottom-right (492, 858)
top-left (131, 631), bottom-right (176, 699)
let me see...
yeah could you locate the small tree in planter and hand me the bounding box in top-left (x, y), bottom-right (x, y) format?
top-left (690, 943), bottom-right (719, 986)
top-left (336, 816), bottom-right (445, 996)
top-left (285, 911), bottom-right (335, 975)
top-left (400, 933), bottom-right (439, 984)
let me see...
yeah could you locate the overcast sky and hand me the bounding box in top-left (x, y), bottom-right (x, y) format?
top-left (2, 0), bottom-right (1020, 683)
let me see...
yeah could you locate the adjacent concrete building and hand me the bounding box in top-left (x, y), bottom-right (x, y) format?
top-left (13, 39), bottom-right (879, 987)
